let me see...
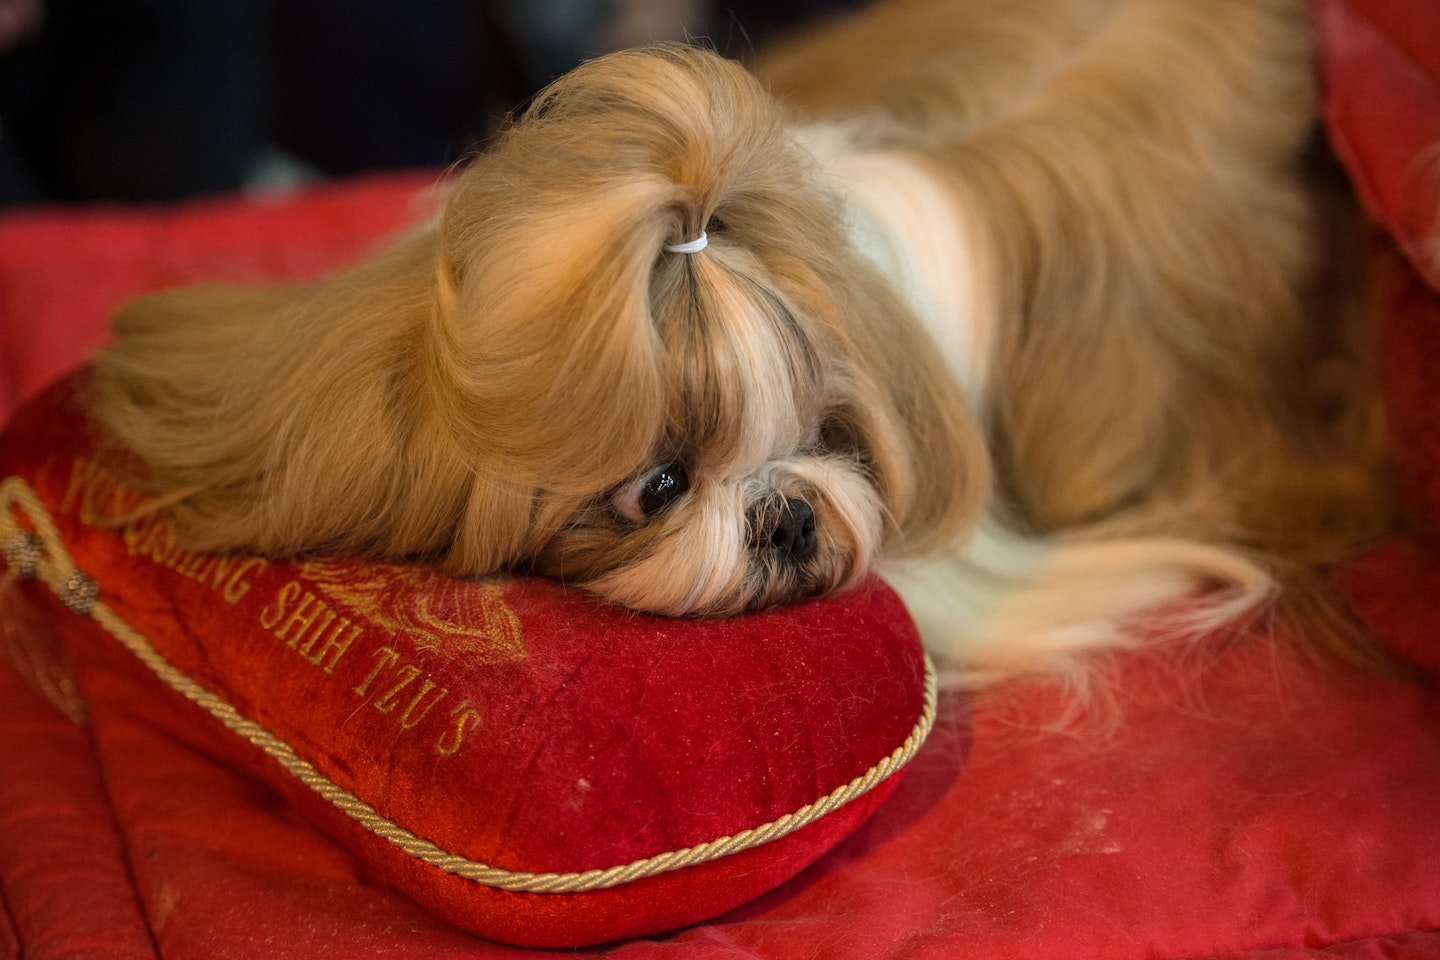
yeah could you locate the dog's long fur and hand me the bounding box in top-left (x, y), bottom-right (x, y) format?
top-left (91, 0), bottom-right (1394, 685)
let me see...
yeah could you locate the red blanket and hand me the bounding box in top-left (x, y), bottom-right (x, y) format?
top-left (3, 3), bottom-right (1440, 955)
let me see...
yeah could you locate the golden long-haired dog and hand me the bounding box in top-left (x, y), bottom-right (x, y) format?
top-left (92, 0), bottom-right (1393, 685)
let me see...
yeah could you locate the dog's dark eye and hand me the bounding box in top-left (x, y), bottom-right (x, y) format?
top-left (815, 415), bottom-right (859, 455)
top-left (612, 462), bottom-right (690, 523)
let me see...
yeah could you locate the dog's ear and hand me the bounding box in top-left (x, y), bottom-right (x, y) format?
top-left (90, 229), bottom-right (548, 570)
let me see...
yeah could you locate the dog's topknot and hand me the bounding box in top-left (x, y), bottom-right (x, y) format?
top-left (430, 45), bottom-right (842, 488)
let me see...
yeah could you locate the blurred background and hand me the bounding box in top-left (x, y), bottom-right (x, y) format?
top-left (0, 0), bottom-right (861, 206)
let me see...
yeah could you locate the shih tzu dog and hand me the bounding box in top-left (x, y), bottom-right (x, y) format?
top-left (91, 0), bottom-right (1393, 685)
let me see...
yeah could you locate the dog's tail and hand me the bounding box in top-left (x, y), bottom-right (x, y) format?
top-left (886, 521), bottom-right (1276, 689)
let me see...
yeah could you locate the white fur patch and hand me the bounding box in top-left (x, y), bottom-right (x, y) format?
top-left (796, 124), bottom-right (992, 406)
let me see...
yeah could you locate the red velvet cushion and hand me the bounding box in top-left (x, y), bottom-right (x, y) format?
top-left (0, 373), bottom-right (937, 948)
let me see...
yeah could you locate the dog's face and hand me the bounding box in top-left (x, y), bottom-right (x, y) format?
top-left (424, 45), bottom-right (989, 616)
top-left (523, 243), bottom-right (897, 616)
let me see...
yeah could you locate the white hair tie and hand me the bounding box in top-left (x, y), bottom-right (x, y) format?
top-left (664, 232), bottom-right (708, 255)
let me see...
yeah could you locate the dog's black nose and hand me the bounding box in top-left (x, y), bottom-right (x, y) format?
top-left (751, 497), bottom-right (817, 563)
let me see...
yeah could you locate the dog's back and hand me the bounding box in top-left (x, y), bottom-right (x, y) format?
top-left (760, 0), bottom-right (1395, 679)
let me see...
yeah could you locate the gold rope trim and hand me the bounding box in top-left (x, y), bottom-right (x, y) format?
top-left (1, 475), bottom-right (936, 894)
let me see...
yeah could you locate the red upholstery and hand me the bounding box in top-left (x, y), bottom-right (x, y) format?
top-left (3, 1), bottom-right (1440, 951)
top-left (1317, 0), bottom-right (1440, 679)
top-left (1316, 0), bottom-right (1440, 290)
